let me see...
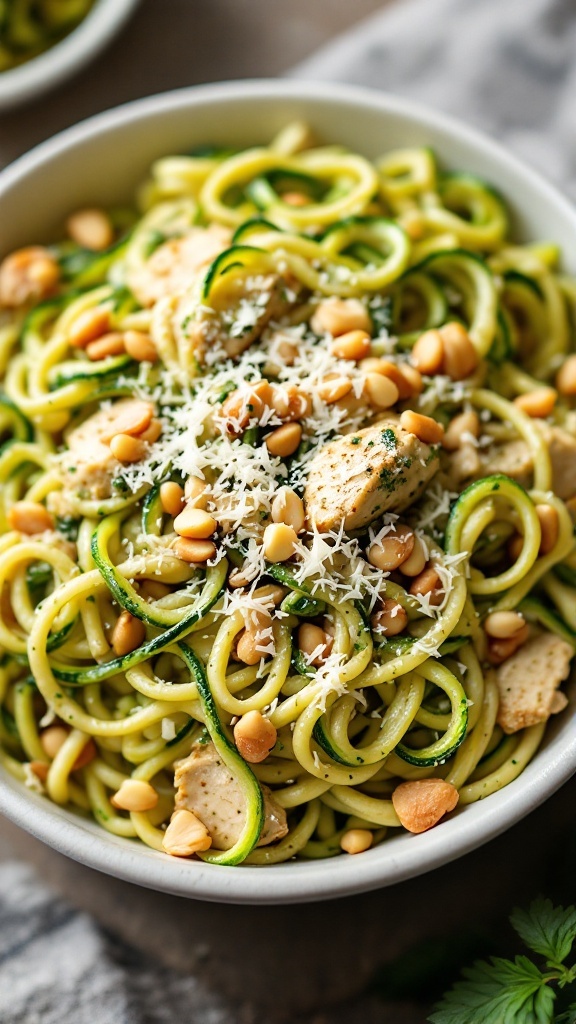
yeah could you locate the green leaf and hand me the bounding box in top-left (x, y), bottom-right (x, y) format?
top-left (510, 899), bottom-right (576, 966)
top-left (555, 1002), bottom-right (576, 1023)
top-left (429, 955), bottom-right (554, 1024)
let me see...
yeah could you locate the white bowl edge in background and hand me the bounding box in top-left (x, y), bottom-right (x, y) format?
top-left (0, 0), bottom-right (141, 112)
top-left (0, 79), bottom-right (575, 904)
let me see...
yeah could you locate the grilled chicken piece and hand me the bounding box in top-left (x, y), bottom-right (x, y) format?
top-left (495, 632), bottom-right (572, 734)
top-left (128, 225), bottom-right (232, 307)
top-left (480, 424), bottom-right (576, 500)
top-left (174, 742), bottom-right (288, 850)
top-left (304, 418), bottom-right (440, 532)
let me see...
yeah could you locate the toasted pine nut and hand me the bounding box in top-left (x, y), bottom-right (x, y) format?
top-left (235, 629), bottom-right (263, 666)
top-left (163, 809), bottom-right (212, 857)
top-left (233, 710), bottom-right (277, 763)
top-left (340, 828), bottom-right (373, 854)
top-left (317, 376), bottom-right (353, 404)
top-left (138, 418), bottom-right (163, 444)
top-left (109, 433), bottom-right (147, 463)
top-left (184, 476), bottom-right (209, 508)
top-left (297, 622), bottom-right (333, 666)
top-left (111, 610), bottom-right (146, 656)
top-left (371, 599), bottom-right (408, 637)
top-left (399, 363), bottom-right (424, 396)
top-left (173, 537), bottom-right (216, 563)
top-left (442, 410), bottom-right (481, 451)
top-left (556, 354), bottom-right (576, 397)
top-left (411, 329), bottom-right (444, 374)
top-left (271, 487), bottom-right (305, 533)
top-left (367, 525), bottom-right (415, 571)
top-left (99, 399), bottom-right (154, 442)
top-left (392, 779), bottom-right (459, 833)
top-left (487, 623), bottom-right (529, 665)
top-left (398, 535), bottom-right (427, 577)
top-left (0, 247), bottom-right (60, 307)
top-left (265, 422), bottom-right (302, 458)
top-left (409, 565), bottom-right (444, 605)
top-left (173, 506), bottom-right (217, 539)
top-left (331, 329), bottom-right (371, 361)
top-left (66, 208), bottom-right (114, 251)
top-left (311, 297), bottom-right (371, 337)
top-left (29, 760), bottom-right (49, 783)
top-left (514, 387), bottom-right (557, 418)
top-left (484, 610), bottom-right (526, 639)
top-left (222, 380), bottom-right (273, 429)
top-left (111, 779), bottom-right (158, 812)
top-left (160, 482), bottom-right (185, 518)
top-left (400, 409), bottom-right (444, 444)
top-left (68, 307), bottom-right (111, 348)
top-left (73, 738), bottom-right (97, 770)
top-left (123, 330), bottom-right (158, 363)
top-left (364, 372), bottom-right (399, 409)
top-left (86, 332), bottom-right (126, 361)
top-left (262, 523), bottom-right (298, 562)
top-left (271, 384), bottom-right (312, 421)
top-left (228, 567), bottom-right (252, 589)
top-left (439, 322), bottom-right (479, 380)
top-left (535, 503), bottom-right (559, 554)
top-left (8, 500), bottom-right (54, 534)
top-left (281, 192), bottom-right (309, 206)
top-left (370, 360), bottom-right (414, 400)
top-left (140, 579), bottom-right (171, 601)
top-left (40, 725), bottom-right (69, 760)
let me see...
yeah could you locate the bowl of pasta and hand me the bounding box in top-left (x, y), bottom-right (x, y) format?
top-left (0, 0), bottom-right (140, 112)
top-left (0, 79), bottom-right (575, 904)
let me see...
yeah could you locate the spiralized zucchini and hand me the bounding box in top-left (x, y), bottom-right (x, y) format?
top-left (0, 0), bottom-right (95, 71)
top-left (0, 122), bottom-right (574, 867)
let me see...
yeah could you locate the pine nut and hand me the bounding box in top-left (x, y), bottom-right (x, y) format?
top-left (160, 482), bottom-right (185, 518)
top-left (439, 322), bottom-right (479, 380)
top-left (66, 208), bottom-right (114, 251)
top-left (8, 500), bottom-right (54, 534)
top-left (514, 387), bottom-right (557, 418)
top-left (162, 809), bottom-right (212, 856)
top-left (400, 409), bottom-right (444, 444)
top-left (535, 503), bottom-right (559, 554)
top-left (331, 329), bottom-right (372, 361)
top-left (399, 363), bottom-right (424, 396)
top-left (68, 307), bottom-right (111, 348)
top-left (443, 410), bottom-right (481, 451)
top-left (484, 610), bottom-right (526, 639)
top-left (271, 383), bottom-right (312, 421)
top-left (173, 506), bottom-right (217, 539)
top-left (235, 629), bottom-right (263, 665)
top-left (74, 738), bottom-right (97, 770)
top-left (30, 761), bottom-right (49, 783)
top-left (297, 622), bottom-right (333, 666)
top-left (138, 418), bottom-right (163, 444)
top-left (392, 778), bottom-right (459, 833)
top-left (86, 332), bottom-right (126, 361)
top-left (363, 372), bottom-right (399, 409)
top-left (99, 399), bottom-right (154, 442)
top-left (262, 523), bottom-right (298, 562)
top-left (410, 329), bottom-right (444, 374)
top-left (140, 579), bottom-right (171, 601)
top-left (228, 567), bottom-right (252, 589)
top-left (111, 779), bottom-right (158, 812)
top-left (487, 623), bottom-right (529, 665)
top-left (173, 537), bottom-right (216, 563)
top-left (40, 725), bottom-right (69, 759)
top-left (317, 376), bottom-right (353, 404)
top-left (222, 380), bottom-right (273, 429)
top-left (265, 422), bottom-right (302, 458)
top-left (398, 535), bottom-right (427, 577)
top-left (271, 487), bottom-right (305, 533)
top-left (340, 828), bottom-right (373, 854)
top-left (409, 566), bottom-right (444, 605)
top-left (111, 610), bottom-right (146, 656)
top-left (311, 297), bottom-right (371, 337)
top-left (367, 525), bottom-right (415, 571)
top-left (0, 246), bottom-right (60, 307)
top-left (233, 710), bottom-right (277, 763)
top-left (371, 360), bottom-right (414, 400)
top-left (109, 433), bottom-right (147, 463)
top-left (123, 330), bottom-right (158, 363)
top-left (184, 476), bottom-right (209, 508)
top-left (371, 599), bottom-right (408, 636)
top-left (281, 192), bottom-right (309, 206)
top-left (556, 354), bottom-right (576, 397)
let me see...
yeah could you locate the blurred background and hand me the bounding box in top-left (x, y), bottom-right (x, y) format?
top-left (1, 1), bottom-right (575, 1022)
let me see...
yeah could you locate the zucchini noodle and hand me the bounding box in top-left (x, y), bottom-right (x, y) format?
top-left (0, 122), bottom-right (574, 867)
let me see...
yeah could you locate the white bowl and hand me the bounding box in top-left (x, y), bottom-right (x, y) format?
top-left (1, 80), bottom-right (575, 904)
top-left (0, 0), bottom-right (140, 112)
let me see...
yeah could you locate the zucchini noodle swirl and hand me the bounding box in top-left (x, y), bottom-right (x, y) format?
top-left (0, 0), bottom-right (95, 71)
top-left (0, 120), bottom-right (575, 866)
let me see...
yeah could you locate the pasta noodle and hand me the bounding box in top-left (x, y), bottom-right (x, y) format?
top-left (0, 121), bottom-right (574, 866)
top-left (0, 0), bottom-right (94, 71)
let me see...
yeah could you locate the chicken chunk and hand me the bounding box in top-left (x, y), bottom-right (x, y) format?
top-left (495, 632), bottom-right (573, 734)
top-left (174, 742), bottom-right (288, 850)
top-left (55, 398), bottom-right (154, 500)
top-left (480, 424), bottom-right (576, 500)
top-left (128, 224), bottom-right (232, 307)
top-left (304, 418), bottom-right (440, 532)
